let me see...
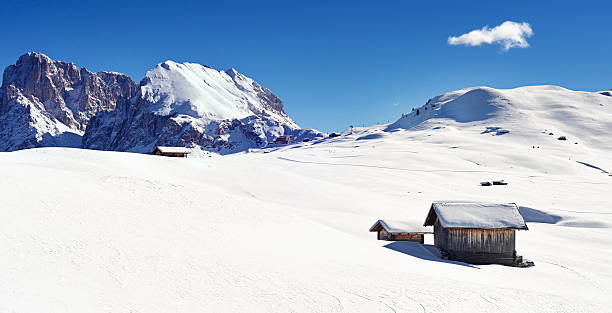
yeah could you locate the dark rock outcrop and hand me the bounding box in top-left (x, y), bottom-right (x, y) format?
top-left (0, 52), bottom-right (137, 151)
top-left (1, 53), bottom-right (321, 153)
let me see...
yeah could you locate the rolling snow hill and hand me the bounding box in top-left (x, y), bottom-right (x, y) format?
top-left (1, 85), bottom-right (612, 312)
top-left (389, 85), bottom-right (612, 149)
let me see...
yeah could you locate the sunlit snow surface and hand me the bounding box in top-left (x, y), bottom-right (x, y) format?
top-left (141, 61), bottom-right (296, 126)
top-left (1, 85), bottom-right (612, 312)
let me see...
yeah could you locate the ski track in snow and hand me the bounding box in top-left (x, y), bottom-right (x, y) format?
top-left (277, 156), bottom-right (498, 173)
top-left (540, 260), bottom-right (604, 292)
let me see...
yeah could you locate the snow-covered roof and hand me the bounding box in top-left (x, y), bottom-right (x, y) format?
top-left (369, 219), bottom-right (432, 234)
top-left (154, 146), bottom-right (191, 154)
top-left (423, 202), bottom-right (528, 230)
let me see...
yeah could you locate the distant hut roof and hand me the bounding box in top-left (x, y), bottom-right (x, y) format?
top-left (153, 146), bottom-right (191, 154)
top-left (369, 219), bottom-right (432, 234)
top-left (423, 201), bottom-right (528, 230)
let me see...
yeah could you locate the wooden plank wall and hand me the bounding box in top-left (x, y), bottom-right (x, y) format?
top-left (440, 228), bottom-right (515, 253)
top-left (434, 225), bottom-right (447, 248)
top-left (392, 233), bottom-right (424, 243)
top-left (447, 251), bottom-right (517, 266)
top-left (433, 219), bottom-right (519, 265)
top-left (379, 229), bottom-right (390, 240)
top-left (162, 152), bottom-right (187, 157)
top-left (377, 230), bottom-right (424, 243)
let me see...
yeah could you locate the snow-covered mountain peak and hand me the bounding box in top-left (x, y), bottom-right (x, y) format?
top-left (225, 67), bottom-right (239, 75)
top-left (139, 60), bottom-right (294, 125)
top-left (0, 53), bottom-right (321, 153)
top-left (17, 51), bottom-right (54, 65)
top-left (82, 60), bottom-right (322, 153)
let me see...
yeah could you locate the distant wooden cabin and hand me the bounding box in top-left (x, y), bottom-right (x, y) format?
top-left (423, 202), bottom-right (528, 266)
top-left (152, 146), bottom-right (191, 158)
top-left (274, 135), bottom-right (292, 144)
top-left (369, 220), bottom-right (432, 243)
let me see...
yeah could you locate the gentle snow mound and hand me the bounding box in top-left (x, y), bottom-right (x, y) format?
top-left (388, 85), bottom-right (612, 149)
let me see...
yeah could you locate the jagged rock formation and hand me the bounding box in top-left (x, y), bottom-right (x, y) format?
top-left (0, 53), bottom-right (322, 153)
top-left (0, 52), bottom-right (138, 151)
top-left (82, 61), bottom-right (323, 153)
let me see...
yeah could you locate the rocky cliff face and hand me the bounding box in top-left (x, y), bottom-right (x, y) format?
top-left (82, 61), bottom-right (323, 154)
top-left (0, 53), bottom-right (321, 153)
top-left (0, 52), bottom-right (138, 151)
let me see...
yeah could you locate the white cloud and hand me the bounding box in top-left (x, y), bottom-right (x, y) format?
top-left (448, 21), bottom-right (533, 51)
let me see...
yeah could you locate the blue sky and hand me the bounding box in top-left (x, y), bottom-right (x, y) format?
top-left (1, 0), bottom-right (611, 132)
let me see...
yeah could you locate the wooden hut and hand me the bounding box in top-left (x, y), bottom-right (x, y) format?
top-left (274, 135), bottom-right (292, 144)
top-left (152, 146), bottom-right (191, 158)
top-left (369, 220), bottom-right (432, 243)
top-left (423, 202), bottom-right (528, 266)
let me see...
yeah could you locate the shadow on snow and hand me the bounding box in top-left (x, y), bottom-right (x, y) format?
top-left (383, 241), bottom-right (479, 269)
top-left (518, 206), bottom-right (563, 224)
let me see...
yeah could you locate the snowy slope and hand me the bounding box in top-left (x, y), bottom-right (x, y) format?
top-left (82, 61), bottom-right (322, 154)
top-left (2, 85), bottom-right (612, 312)
top-left (389, 85), bottom-right (612, 149)
top-left (141, 62), bottom-right (295, 125)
